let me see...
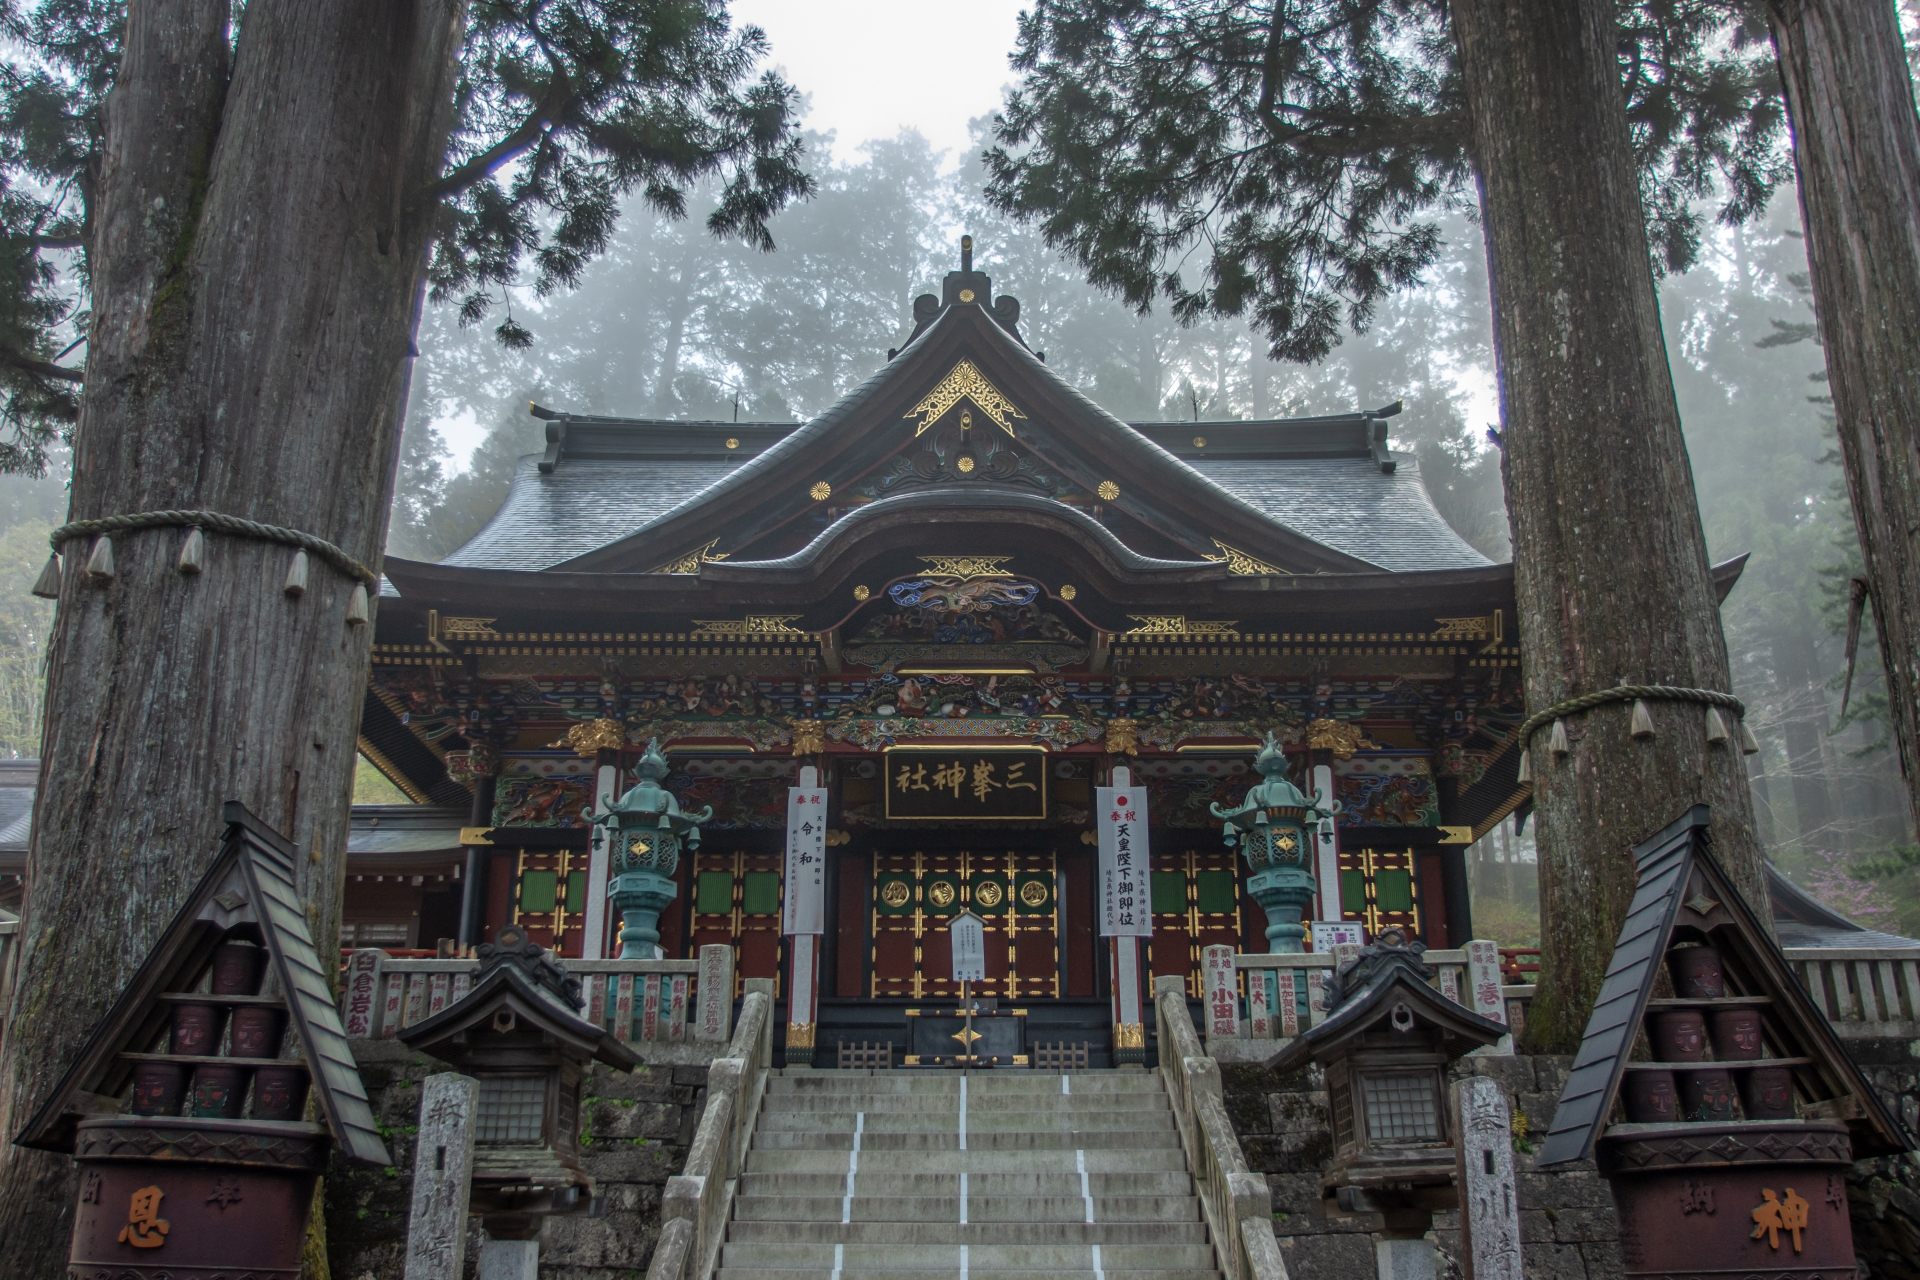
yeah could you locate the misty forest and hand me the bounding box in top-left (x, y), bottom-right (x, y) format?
top-left (0, 118), bottom-right (1901, 944)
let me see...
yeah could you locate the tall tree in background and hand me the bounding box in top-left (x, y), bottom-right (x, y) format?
top-left (986, 0), bottom-right (1782, 1044)
top-left (1760, 0), bottom-right (1920, 841)
top-left (1449, 0), bottom-right (1766, 1049)
top-left (0, 2), bottom-right (809, 1269)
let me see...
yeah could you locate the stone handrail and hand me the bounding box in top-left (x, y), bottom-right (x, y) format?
top-left (648, 980), bottom-right (775, 1280)
top-left (1155, 977), bottom-right (1289, 1280)
top-left (338, 946), bottom-right (736, 1056)
top-left (1784, 946), bottom-right (1920, 1038)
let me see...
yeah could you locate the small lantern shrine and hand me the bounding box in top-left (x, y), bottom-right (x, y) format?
top-left (1211, 732), bottom-right (1336, 952)
top-left (13, 804), bottom-right (389, 1277)
top-left (589, 738), bottom-right (712, 959)
top-left (1267, 928), bottom-right (1507, 1222)
top-left (1539, 806), bottom-right (1912, 1280)
top-left (398, 922), bottom-right (640, 1239)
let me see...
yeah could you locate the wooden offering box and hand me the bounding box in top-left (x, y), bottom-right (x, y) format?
top-left (13, 804), bottom-right (388, 1278)
top-left (1539, 806), bottom-right (1912, 1280)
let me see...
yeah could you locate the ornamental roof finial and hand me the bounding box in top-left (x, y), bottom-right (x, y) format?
top-left (961, 233), bottom-right (973, 274)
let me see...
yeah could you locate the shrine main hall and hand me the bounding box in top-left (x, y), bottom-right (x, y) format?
top-left (351, 245), bottom-right (1720, 1062)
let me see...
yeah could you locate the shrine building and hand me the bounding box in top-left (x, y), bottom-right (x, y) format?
top-left (347, 242), bottom-right (1737, 1061)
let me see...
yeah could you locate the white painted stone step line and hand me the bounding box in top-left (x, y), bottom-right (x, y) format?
top-left (840, 1112), bottom-right (863, 1225)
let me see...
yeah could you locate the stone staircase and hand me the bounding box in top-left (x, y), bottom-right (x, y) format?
top-left (716, 1069), bottom-right (1223, 1279)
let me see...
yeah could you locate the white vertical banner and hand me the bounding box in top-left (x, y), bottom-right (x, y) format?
top-left (582, 758), bottom-right (620, 959)
top-left (783, 765), bottom-right (827, 935)
top-left (1097, 775), bottom-right (1152, 937)
top-left (950, 911), bottom-right (986, 982)
top-left (1312, 763), bottom-right (1342, 922)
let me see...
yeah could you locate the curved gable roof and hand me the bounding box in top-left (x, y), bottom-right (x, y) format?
top-left (435, 288), bottom-right (1502, 577)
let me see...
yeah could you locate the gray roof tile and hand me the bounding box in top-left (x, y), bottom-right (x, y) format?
top-left (440, 457), bottom-right (740, 570)
top-left (1186, 456), bottom-right (1493, 571)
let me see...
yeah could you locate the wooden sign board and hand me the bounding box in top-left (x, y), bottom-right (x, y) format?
top-left (883, 747), bottom-right (1047, 820)
top-left (950, 911), bottom-right (986, 982)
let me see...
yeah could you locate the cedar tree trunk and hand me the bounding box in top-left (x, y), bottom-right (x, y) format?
top-left (1766, 0), bottom-right (1920, 844)
top-left (0, 1), bottom-right (465, 1269)
top-left (1450, 0), bottom-right (1767, 1051)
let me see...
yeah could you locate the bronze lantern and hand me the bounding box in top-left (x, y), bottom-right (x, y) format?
top-left (398, 923), bottom-right (640, 1244)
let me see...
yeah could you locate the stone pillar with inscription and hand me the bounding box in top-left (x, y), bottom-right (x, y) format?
top-left (403, 1073), bottom-right (479, 1280)
top-left (1453, 1076), bottom-right (1523, 1280)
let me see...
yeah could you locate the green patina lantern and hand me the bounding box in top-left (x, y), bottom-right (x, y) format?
top-left (590, 739), bottom-right (712, 959)
top-left (1211, 732), bottom-right (1335, 953)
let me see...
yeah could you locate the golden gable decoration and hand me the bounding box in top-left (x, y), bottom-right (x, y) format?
top-left (918, 555), bottom-right (1015, 581)
top-left (648, 538), bottom-right (729, 575)
top-left (1203, 539), bottom-right (1289, 576)
top-left (903, 359), bottom-right (1026, 436)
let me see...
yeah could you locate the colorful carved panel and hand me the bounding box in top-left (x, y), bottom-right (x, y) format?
top-left (491, 775), bottom-right (592, 828)
top-left (1333, 755), bottom-right (1440, 827)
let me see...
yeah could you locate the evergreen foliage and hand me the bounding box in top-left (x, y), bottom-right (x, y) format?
top-left (0, 0), bottom-right (813, 472)
top-left (982, 0), bottom-right (1788, 364)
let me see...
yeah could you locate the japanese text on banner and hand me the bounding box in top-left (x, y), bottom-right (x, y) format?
top-left (783, 787), bottom-right (827, 934)
top-left (1097, 785), bottom-right (1152, 937)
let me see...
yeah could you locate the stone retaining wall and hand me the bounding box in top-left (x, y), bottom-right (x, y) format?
top-left (1222, 1043), bottom-right (1920, 1280)
top-left (325, 1039), bottom-right (707, 1280)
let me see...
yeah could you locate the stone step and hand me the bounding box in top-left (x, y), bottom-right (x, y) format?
top-left (720, 1243), bottom-right (1218, 1270)
top-left (723, 1220), bottom-right (1210, 1245)
top-left (718, 1270), bottom-right (1220, 1280)
top-left (729, 1195), bottom-right (1205, 1224)
top-left (750, 1129), bottom-right (1182, 1153)
top-left (761, 1092), bottom-right (1170, 1115)
top-left (744, 1149), bottom-right (1192, 1175)
top-left (756, 1110), bottom-right (1174, 1134)
top-left (767, 1073), bottom-right (1165, 1096)
top-left (737, 1171), bottom-right (1197, 1198)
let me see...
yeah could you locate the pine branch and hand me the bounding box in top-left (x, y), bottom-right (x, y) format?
top-left (421, 74), bottom-right (574, 204)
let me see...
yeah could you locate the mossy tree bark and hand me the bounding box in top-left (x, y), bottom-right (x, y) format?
top-left (0, 2), bottom-right (464, 1272)
top-left (1765, 0), bottom-right (1920, 844)
top-left (1449, 0), bottom-right (1767, 1051)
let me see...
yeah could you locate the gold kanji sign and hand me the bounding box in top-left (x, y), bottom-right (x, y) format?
top-left (118, 1185), bottom-right (169, 1249)
top-left (884, 748), bottom-right (1049, 820)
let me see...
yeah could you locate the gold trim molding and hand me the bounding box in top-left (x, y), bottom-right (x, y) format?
top-left (904, 360), bottom-right (1026, 436)
top-left (691, 615), bottom-right (806, 638)
top-left (1123, 615), bottom-right (1241, 637)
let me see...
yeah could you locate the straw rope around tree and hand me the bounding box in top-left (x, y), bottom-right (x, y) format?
top-left (1513, 684), bottom-right (1757, 783)
top-left (32, 509), bottom-right (377, 626)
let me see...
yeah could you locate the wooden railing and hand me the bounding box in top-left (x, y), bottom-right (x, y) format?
top-left (1155, 977), bottom-right (1287, 1280)
top-left (647, 979), bottom-right (776, 1280)
top-left (337, 945), bottom-right (737, 1051)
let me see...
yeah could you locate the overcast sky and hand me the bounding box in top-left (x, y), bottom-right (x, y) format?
top-left (729, 0), bottom-right (1032, 166)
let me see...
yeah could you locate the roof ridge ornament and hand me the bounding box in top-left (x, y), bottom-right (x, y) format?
top-left (904, 359), bottom-right (1026, 437)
